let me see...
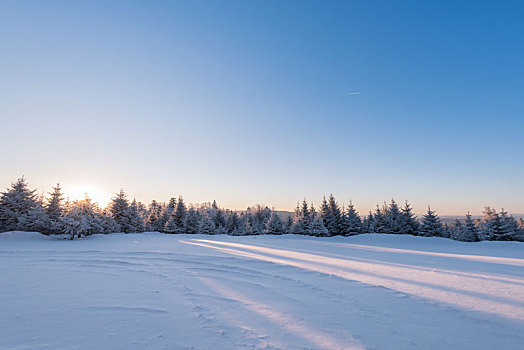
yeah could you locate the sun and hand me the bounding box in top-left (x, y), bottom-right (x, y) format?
top-left (63, 183), bottom-right (111, 208)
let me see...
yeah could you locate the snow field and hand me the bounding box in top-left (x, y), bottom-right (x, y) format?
top-left (1, 232), bottom-right (523, 349)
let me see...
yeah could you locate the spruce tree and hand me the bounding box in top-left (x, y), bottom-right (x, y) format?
top-left (241, 216), bottom-right (255, 235)
top-left (400, 200), bottom-right (419, 236)
top-left (0, 177), bottom-right (40, 232)
top-left (226, 211), bottom-right (241, 234)
top-left (384, 199), bottom-right (403, 234)
top-left (46, 183), bottom-right (65, 232)
top-left (166, 197), bottom-right (177, 215)
top-left (232, 214), bottom-right (246, 236)
top-left (199, 215), bottom-right (216, 235)
top-left (309, 206), bottom-right (329, 236)
top-left (174, 196), bottom-right (187, 231)
top-left (283, 215), bottom-right (293, 234)
top-left (18, 205), bottom-right (51, 234)
top-left (161, 197), bottom-right (177, 228)
top-left (420, 206), bottom-right (444, 237)
top-left (61, 196), bottom-right (103, 239)
top-left (108, 189), bottom-right (132, 233)
top-left (265, 212), bottom-right (284, 235)
top-left (361, 211), bottom-right (374, 233)
top-left (128, 199), bottom-right (146, 233)
top-left (344, 201), bottom-right (362, 235)
top-left (320, 196), bottom-right (330, 227)
top-left (163, 215), bottom-right (178, 233)
top-left (499, 209), bottom-right (518, 241)
top-left (165, 196), bottom-right (188, 234)
top-left (442, 223), bottom-right (452, 239)
top-left (213, 208), bottom-right (227, 234)
top-left (290, 200), bottom-right (310, 235)
top-left (449, 219), bottom-right (463, 240)
top-left (371, 205), bottom-right (387, 233)
top-left (147, 200), bottom-right (165, 232)
top-left (479, 207), bottom-right (506, 240)
top-left (184, 207), bottom-right (200, 234)
top-left (320, 195), bottom-right (344, 236)
top-left (99, 211), bottom-right (120, 234)
top-left (456, 212), bottom-right (479, 242)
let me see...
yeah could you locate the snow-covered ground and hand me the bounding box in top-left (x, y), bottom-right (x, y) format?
top-left (1, 232), bottom-right (523, 350)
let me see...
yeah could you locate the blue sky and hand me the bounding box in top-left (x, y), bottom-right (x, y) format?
top-left (1, 0), bottom-right (523, 214)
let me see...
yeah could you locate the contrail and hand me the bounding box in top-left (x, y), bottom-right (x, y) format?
top-left (345, 91), bottom-right (361, 95)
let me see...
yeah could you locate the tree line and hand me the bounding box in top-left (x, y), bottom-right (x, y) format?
top-left (0, 177), bottom-right (523, 241)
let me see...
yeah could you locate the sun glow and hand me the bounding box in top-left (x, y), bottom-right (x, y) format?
top-left (63, 183), bottom-right (111, 208)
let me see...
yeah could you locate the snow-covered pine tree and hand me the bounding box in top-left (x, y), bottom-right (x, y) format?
top-left (283, 215), bottom-right (293, 234)
top-left (384, 199), bottom-right (403, 234)
top-left (319, 196), bottom-right (335, 235)
top-left (320, 195), bottom-right (344, 236)
top-left (499, 209), bottom-right (519, 241)
top-left (241, 215), bottom-right (255, 235)
top-left (455, 212), bottom-right (479, 242)
top-left (309, 206), bottom-right (329, 236)
top-left (231, 214), bottom-right (246, 236)
top-left (137, 201), bottom-right (148, 223)
top-left (488, 212), bottom-right (506, 241)
top-left (343, 201), bottom-right (362, 235)
top-left (264, 212), bottom-right (284, 235)
top-left (371, 205), bottom-right (387, 233)
top-left (400, 200), bottom-right (419, 236)
top-left (147, 200), bottom-right (165, 232)
top-left (184, 207), bottom-right (200, 234)
top-left (243, 205), bottom-right (271, 235)
top-left (166, 196), bottom-right (188, 234)
top-left (163, 215), bottom-right (177, 233)
top-left (361, 211), bottom-right (374, 233)
top-left (18, 204), bottom-right (51, 234)
top-left (240, 210), bottom-right (253, 235)
top-left (99, 210), bottom-right (120, 234)
top-left (0, 177), bottom-right (40, 232)
top-left (108, 189), bottom-right (133, 233)
top-left (290, 200), bottom-right (310, 235)
top-left (257, 206), bottom-right (272, 233)
top-left (199, 214), bottom-right (216, 235)
top-left (147, 200), bottom-right (159, 231)
top-left (128, 199), bottom-right (146, 233)
top-left (419, 206), bottom-right (444, 237)
top-left (442, 223), bottom-right (452, 239)
top-left (162, 197), bottom-right (177, 228)
top-left (226, 211), bottom-right (241, 234)
top-left (478, 207), bottom-right (505, 240)
top-left (45, 183), bottom-right (65, 233)
top-left (449, 219), bottom-right (463, 240)
top-left (213, 207), bottom-right (227, 234)
top-left (46, 184), bottom-right (64, 219)
top-left (61, 196), bottom-right (103, 239)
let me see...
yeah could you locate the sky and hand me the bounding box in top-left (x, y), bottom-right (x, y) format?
top-left (1, 0), bottom-right (523, 215)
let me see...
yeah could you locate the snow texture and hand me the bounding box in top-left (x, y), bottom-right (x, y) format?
top-left (1, 232), bottom-right (523, 349)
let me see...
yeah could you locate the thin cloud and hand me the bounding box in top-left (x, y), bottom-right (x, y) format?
top-left (345, 91), bottom-right (361, 95)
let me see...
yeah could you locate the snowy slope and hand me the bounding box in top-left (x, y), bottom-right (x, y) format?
top-left (1, 232), bottom-right (523, 349)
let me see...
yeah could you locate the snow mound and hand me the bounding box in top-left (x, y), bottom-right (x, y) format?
top-left (0, 231), bottom-right (52, 240)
